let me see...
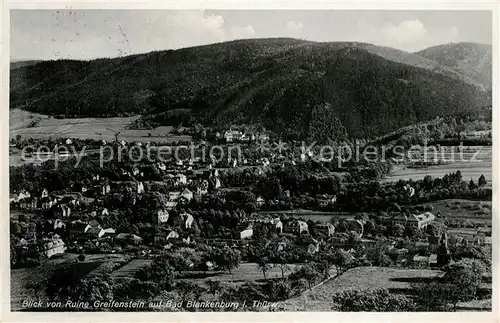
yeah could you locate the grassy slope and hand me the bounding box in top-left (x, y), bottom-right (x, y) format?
top-left (277, 266), bottom-right (491, 311)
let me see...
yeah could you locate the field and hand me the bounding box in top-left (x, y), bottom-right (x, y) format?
top-left (276, 266), bottom-right (491, 311)
top-left (10, 253), bottom-right (129, 310)
top-left (381, 146), bottom-right (491, 184)
top-left (181, 262), bottom-right (306, 287)
top-left (11, 261), bottom-right (103, 310)
top-left (257, 209), bottom-right (359, 223)
top-left (10, 109), bottom-right (192, 143)
top-left (111, 258), bottom-right (153, 279)
top-left (423, 199), bottom-right (492, 226)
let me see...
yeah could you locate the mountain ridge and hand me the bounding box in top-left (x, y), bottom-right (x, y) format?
top-left (10, 38), bottom-right (491, 139)
top-left (416, 42), bottom-right (492, 89)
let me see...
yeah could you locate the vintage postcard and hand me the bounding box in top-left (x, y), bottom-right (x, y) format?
top-left (1, 1), bottom-right (498, 322)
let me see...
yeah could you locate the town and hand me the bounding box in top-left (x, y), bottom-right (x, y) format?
top-left (9, 117), bottom-right (492, 312)
top-left (8, 9), bottom-right (493, 313)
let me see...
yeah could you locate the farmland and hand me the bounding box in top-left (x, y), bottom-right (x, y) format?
top-left (10, 253), bottom-right (129, 310)
top-left (423, 199), bottom-right (492, 226)
top-left (276, 266), bottom-right (492, 311)
top-left (257, 209), bottom-right (359, 223)
top-left (381, 146), bottom-right (492, 184)
top-left (111, 259), bottom-right (154, 279)
top-left (10, 109), bottom-right (192, 143)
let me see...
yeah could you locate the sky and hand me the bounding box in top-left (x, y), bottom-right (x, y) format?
top-left (10, 10), bottom-right (492, 61)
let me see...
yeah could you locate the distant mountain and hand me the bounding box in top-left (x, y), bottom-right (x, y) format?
top-left (10, 60), bottom-right (43, 70)
top-left (10, 38), bottom-right (491, 139)
top-left (416, 42), bottom-right (492, 89)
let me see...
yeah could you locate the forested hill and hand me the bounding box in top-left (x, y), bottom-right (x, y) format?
top-left (417, 42), bottom-right (492, 90)
top-left (10, 38), bottom-right (491, 139)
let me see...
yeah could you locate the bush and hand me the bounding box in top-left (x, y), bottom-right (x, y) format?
top-left (332, 288), bottom-right (415, 311)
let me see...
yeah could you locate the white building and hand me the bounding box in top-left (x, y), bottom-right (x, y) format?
top-left (44, 237), bottom-right (66, 258)
top-left (240, 228), bottom-right (254, 240)
top-left (181, 188), bottom-right (193, 202)
top-left (156, 209), bottom-right (169, 225)
top-left (175, 174), bottom-right (187, 185)
top-left (137, 182), bottom-right (145, 194)
top-left (183, 212), bottom-right (195, 229)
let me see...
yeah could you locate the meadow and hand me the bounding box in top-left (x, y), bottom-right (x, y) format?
top-left (381, 146), bottom-right (492, 184)
top-left (276, 266), bottom-right (491, 311)
top-left (10, 109), bottom-right (192, 143)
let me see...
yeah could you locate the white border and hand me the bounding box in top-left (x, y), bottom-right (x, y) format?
top-left (1, 1), bottom-right (498, 322)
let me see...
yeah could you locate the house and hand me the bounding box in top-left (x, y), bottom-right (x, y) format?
top-left (412, 255), bottom-right (430, 268)
top-left (347, 219), bottom-right (365, 236)
top-left (165, 200), bottom-right (178, 210)
top-left (17, 190), bottom-right (31, 202)
top-left (241, 132), bottom-right (255, 142)
top-left (253, 218), bottom-right (283, 235)
top-left (213, 178), bottom-right (222, 189)
top-left (274, 218), bottom-right (284, 234)
top-left (40, 188), bottom-right (49, 199)
top-left (19, 197), bottom-right (38, 210)
top-left (412, 212), bottom-right (435, 229)
top-left (39, 219), bottom-right (66, 234)
top-left (154, 230), bottom-right (180, 244)
top-left (53, 219), bottom-right (66, 230)
top-left (157, 162), bottom-right (167, 172)
top-left (99, 183), bottom-right (112, 195)
top-left (101, 228), bottom-right (116, 239)
top-left (137, 182), bottom-right (145, 194)
top-left (169, 191), bottom-right (181, 200)
top-left (43, 237), bottom-right (66, 258)
top-left (284, 220), bottom-right (309, 235)
top-left (428, 254), bottom-right (438, 267)
top-left (155, 209), bottom-right (169, 225)
top-left (256, 197), bottom-right (265, 207)
top-left (86, 227), bottom-right (105, 240)
top-left (307, 243), bottom-right (320, 254)
top-left (404, 184), bottom-right (415, 197)
top-left (427, 235), bottom-right (441, 252)
top-left (175, 174), bottom-right (187, 185)
top-left (115, 233), bottom-right (143, 245)
top-left (41, 197), bottom-right (58, 210)
top-left (315, 223), bottom-right (335, 237)
top-left (68, 197), bottom-right (81, 207)
top-left (69, 221), bottom-right (91, 241)
top-left (232, 130), bottom-right (243, 141)
top-left (181, 188), bottom-right (193, 202)
top-left (183, 212), bottom-right (195, 229)
top-left (224, 130), bottom-right (243, 142)
top-left (10, 194), bottom-right (18, 204)
top-left (392, 212), bottom-right (435, 229)
top-left (240, 225), bottom-right (253, 240)
top-left (258, 134), bottom-right (270, 142)
top-left (53, 204), bottom-right (71, 218)
top-left (316, 194), bottom-right (337, 207)
top-left (391, 214), bottom-right (408, 227)
top-left (196, 180), bottom-right (209, 197)
top-left (386, 244), bottom-right (408, 256)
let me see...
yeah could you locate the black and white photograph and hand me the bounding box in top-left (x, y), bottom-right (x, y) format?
top-left (4, 5), bottom-right (496, 316)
